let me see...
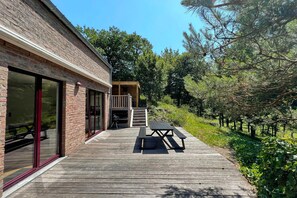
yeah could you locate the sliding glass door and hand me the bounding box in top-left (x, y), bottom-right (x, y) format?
top-left (4, 69), bottom-right (61, 188)
top-left (4, 71), bottom-right (35, 183)
top-left (85, 89), bottom-right (103, 139)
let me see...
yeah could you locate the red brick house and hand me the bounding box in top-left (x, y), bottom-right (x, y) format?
top-left (0, 0), bottom-right (112, 193)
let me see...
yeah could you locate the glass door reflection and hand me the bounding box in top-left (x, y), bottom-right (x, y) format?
top-left (90, 90), bottom-right (96, 135)
top-left (4, 70), bottom-right (61, 187)
top-left (85, 90), bottom-right (103, 139)
top-left (40, 79), bottom-right (59, 163)
top-left (95, 93), bottom-right (102, 131)
top-left (4, 71), bottom-right (35, 183)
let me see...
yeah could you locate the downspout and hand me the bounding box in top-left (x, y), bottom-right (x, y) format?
top-left (109, 67), bottom-right (113, 128)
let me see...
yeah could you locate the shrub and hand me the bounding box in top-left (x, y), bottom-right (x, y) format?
top-left (160, 95), bottom-right (175, 105)
top-left (257, 137), bottom-right (297, 197)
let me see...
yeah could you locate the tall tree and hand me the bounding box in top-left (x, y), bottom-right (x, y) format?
top-left (159, 48), bottom-right (210, 106)
top-left (136, 51), bottom-right (166, 102)
top-left (77, 26), bottom-right (153, 80)
top-left (182, 0), bottom-right (297, 129)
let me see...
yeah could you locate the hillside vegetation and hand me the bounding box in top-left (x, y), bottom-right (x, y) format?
top-left (149, 102), bottom-right (297, 197)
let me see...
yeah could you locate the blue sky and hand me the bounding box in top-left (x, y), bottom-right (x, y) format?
top-left (51, 0), bottom-right (204, 54)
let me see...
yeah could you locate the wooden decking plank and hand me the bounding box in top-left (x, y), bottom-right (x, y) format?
top-left (13, 187), bottom-right (253, 196)
top-left (9, 193), bottom-right (255, 198)
top-left (8, 127), bottom-right (255, 197)
top-left (24, 182), bottom-right (252, 190)
top-left (41, 170), bottom-right (243, 176)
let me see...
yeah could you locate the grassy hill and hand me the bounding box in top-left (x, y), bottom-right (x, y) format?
top-left (148, 102), bottom-right (262, 183)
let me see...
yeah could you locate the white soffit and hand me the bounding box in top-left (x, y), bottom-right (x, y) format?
top-left (0, 25), bottom-right (112, 88)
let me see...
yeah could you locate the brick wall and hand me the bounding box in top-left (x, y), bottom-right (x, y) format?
top-left (0, 0), bottom-right (111, 83)
top-left (0, 0), bottom-right (112, 192)
top-left (0, 39), bottom-right (110, 148)
top-left (64, 83), bottom-right (86, 155)
top-left (0, 66), bottom-right (8, 196)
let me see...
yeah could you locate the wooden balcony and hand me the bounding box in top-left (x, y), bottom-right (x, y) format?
top-left (111, 95), bottom-right (133, 127)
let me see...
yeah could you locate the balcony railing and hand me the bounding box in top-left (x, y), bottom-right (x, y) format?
top-left (111, 95), bottom-right (132, 110)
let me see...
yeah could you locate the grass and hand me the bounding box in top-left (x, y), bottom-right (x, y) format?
top-left (149, 102), bottom-right (297, 195)
top-left (149, 102), bottom-right (261, 147)
top-left (149, 102), bottom-right (262, 183)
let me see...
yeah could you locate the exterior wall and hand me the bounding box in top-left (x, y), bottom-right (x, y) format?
top-left (0, 40), bottom-right (110, 154)
top-left (0, 0), bottom-right (110, 83)
top-left (64, 83), bottom-right (86, 155)
top-left (0, 67), bottom-right (8, 196)
top-left (0, 0), bottom-right (112, 193)
top-left (104, 93), bottom-right (110, 130)
top-left (126, 86), bottom-right (138, 107)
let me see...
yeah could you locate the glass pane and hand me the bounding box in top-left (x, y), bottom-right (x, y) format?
top-left (89, 90), bottom-right (95, 134)
top-left (40, 79), bottom-right (59, 163)
top-left (4, 71), bottom-right (35, 183)
top-left (85, 90), bottom-right (89, 137)
top-left (95, 92), bottom-right (103, 131)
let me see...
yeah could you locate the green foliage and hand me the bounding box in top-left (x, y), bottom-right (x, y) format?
top-left (160, 95), bottom-right (175, 105)
top-left (149, 103), bottom-right (297, 197)
top-left (256, 138), bottom-right (297, 197)
top-left (77, 26), bottom-right (152, 81)
top-left (182, 0), bottom-right (297, 135)
top-left (136, 51), bottom-right (165, 102)
top-left (165, 52), bottom-right (209, 107)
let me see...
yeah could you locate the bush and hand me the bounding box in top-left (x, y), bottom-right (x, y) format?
top-left (160, 95), bottom-right (174, 105)
top-left (257, 137), bottom-right (297, 197)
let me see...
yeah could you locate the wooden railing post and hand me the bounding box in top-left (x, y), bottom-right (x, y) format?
top-left (127, 94), bottom-right (132, 127)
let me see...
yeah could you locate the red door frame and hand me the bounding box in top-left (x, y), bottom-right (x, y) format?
top-left (4, 68), bottom-right (62, 190)
top-left (85, 89), bottom-right (104, 140)
top-left (34, 77), bottom-right (42, 168)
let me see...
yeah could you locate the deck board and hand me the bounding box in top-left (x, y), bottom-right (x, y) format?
top-left (8, 127), bottom-right (256, 197)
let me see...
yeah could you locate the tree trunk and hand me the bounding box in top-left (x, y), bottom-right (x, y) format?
top-left (234, 121), bottom-right (236, 130)
top-left (199, 100), bottom-right (203, 116)
top-left (251, 125), bottom-right (256, 138)
top-left (247, 122), bottom-right (250, 133)
top-left (239, 119), bottom-right (243, 131)
top-left (274, 123), bottom-right (278, 136)
top-left (219, 113), bottom-right (224, 127)
top-left (219, 115), bottom-right (222, 127)
top-left (226, 118), bottom-right (229, 128)
top-left (283, 124), bottom-right (286, 132)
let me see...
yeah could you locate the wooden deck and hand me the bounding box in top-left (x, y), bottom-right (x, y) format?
top-left (8, 127), bottom-right (256, 197)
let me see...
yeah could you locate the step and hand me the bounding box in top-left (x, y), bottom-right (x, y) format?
top-left (133, 124), bottom-right (146, 127)
top-left (133, 112), bottom-right (145, 115)
top-left (134, 117), bottom-right (145, 120)
top-left (133, 111), bottom-right (145, 113)
top-left (133, 120), bottom-right (146, 124)
top-left (133, 108), bottom-right (147, 110)
top-left (133, 120), bottom-right (146, 122)
top-left (133, 115), bottom-right (145, 117)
